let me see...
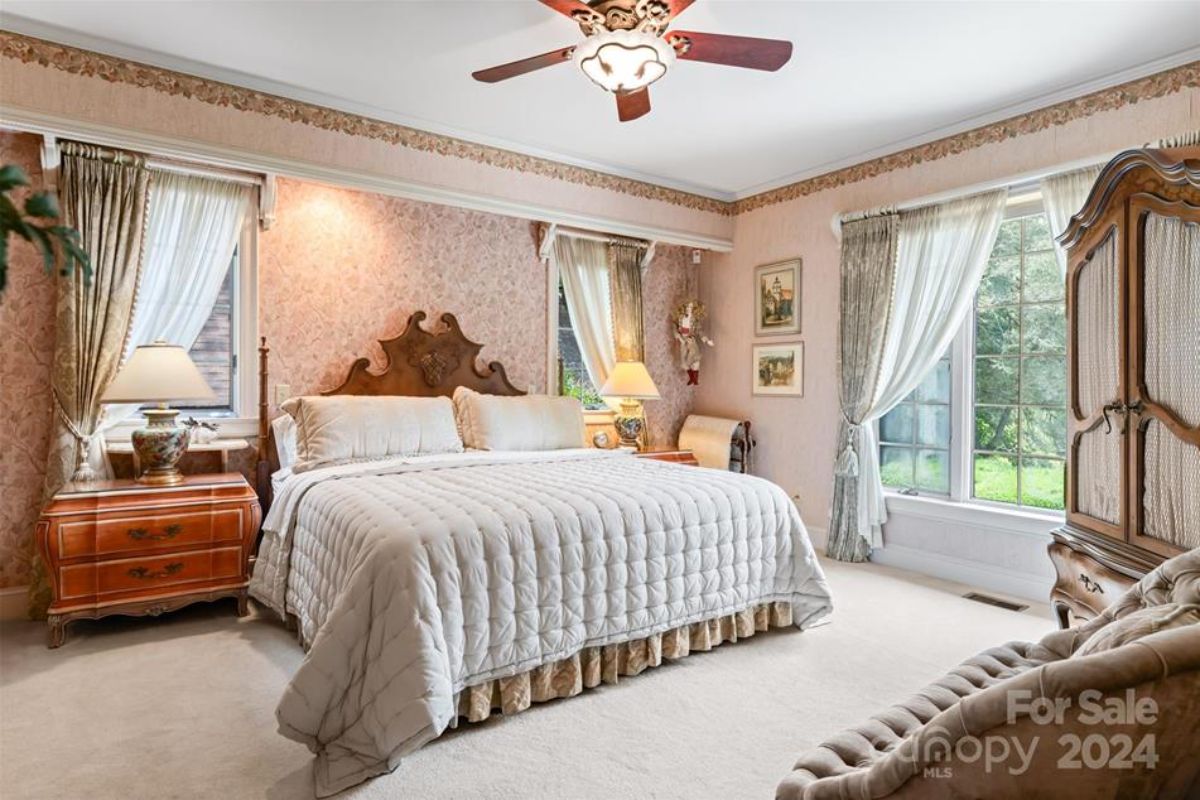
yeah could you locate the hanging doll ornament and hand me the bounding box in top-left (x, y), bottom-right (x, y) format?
top-left (673, 300), bottom-right (715, 385)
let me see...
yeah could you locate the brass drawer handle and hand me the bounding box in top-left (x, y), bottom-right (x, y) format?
top-left (127, 524), bottom-right (183, 542)
top-left (1080, 574), bottom-right (1104, 594)
top-left (127, 563), bottom-right (184, 580)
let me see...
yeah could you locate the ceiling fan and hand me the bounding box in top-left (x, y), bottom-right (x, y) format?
top-left (472, 0), bottom-right (793, 122)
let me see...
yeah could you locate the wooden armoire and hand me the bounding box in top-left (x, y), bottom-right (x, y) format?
top-left (1049, 146), bottom-right (1200, 628)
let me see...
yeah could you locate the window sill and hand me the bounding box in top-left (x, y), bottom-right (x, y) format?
top-left (883, 490), bottom-right (1062, 540)
top-left (583, 409), bottom-right (615, 423)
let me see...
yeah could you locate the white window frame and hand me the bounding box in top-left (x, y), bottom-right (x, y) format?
top-left (106, 215), bottom-right (260, 440)
top-left (881, 190), bottom-right (1064, 525)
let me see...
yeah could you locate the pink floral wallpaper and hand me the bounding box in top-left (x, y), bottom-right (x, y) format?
top-left (642, 245), bottom-right (700, 447)
top-left (259, 178), bottom-right (548, 399)
top-left (0, 132), bottom-right (57, 589)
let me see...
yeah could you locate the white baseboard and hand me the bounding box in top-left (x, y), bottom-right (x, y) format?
top-left (0, 586), bottom-right (29, 621)
top-left (870, 543), bottom-right (1053, 604)
top-left (805, 525), bottom-right (828, 551)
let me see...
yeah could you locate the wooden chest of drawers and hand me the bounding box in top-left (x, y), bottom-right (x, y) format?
top-left (37, 473), bottom-right (260, 647)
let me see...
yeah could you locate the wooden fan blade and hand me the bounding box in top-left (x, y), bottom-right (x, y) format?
top-left (663, 0), bottom-right (697, 21)
top-left (666, 30), bottom-right (793, 71)
top-left (616, 88), bottom-right (651, 122)
top-left (472, 46), bottom-right (575, 83)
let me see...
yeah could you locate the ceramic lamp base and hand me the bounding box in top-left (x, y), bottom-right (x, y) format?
top-left (613, 415), bottom-right (644, 450)
top-left (132, 407), bottom-right (190, 486)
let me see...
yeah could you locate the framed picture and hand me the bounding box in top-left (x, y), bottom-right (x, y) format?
top-left (752, 342), bottom-right (804, 396)
top-left (754, 258), bottom-right (801, 337)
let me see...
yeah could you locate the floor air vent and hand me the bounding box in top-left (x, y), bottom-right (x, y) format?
top-left (962, 592), bottom-right (1028, 612)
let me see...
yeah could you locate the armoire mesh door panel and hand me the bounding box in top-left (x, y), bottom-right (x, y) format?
top-left (1143, 213), bottom-right (1200, 425)
top-left (1076, 426), bottom-right (1121, 524)
top-left (1075, 234), bottom-right (1120, 415)
top-left (1142, 419), bottom-right (1200, 549)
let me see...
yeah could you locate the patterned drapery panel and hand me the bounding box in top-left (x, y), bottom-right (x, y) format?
top-left (32, 143), bottom-right (151, 617)
top-left (609, 241), bottom-right (646, 363)
top-left (827, 214), bottom-right (899, 563)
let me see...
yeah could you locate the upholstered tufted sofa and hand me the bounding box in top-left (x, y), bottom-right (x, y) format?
top-left (777, 547), bottom-right (1200, 799)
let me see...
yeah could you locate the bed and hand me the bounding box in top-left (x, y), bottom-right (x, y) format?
top-left (250, 312), bottom-right (833, 796)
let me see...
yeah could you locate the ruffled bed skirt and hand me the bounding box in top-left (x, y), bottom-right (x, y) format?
top-left (451, 601), bottom-right (794, 726)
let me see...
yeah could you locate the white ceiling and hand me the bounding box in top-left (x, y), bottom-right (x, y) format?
top-left (2, 1), bottom-right (1198, 200)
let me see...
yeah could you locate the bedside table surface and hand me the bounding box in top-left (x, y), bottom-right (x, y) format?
top-left (57, 472), bottom-right (250, 497)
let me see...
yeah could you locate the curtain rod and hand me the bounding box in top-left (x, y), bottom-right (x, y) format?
top-left (831, 152), bottom-right (1115, 236)
top-left (57, 138), bottom-right (263, 187)
top-left (554, 224), bottom-right (649, 248)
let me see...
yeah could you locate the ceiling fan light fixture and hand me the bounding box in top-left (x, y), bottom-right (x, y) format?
top-left (573, 28), bottom-right (675, 94)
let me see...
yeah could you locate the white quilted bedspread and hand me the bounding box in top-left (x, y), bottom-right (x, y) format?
top-left (251, 448), bottom-right (832, 796)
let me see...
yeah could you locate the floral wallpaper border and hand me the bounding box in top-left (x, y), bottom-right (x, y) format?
top-left (732, 60), bottom-right (1200, 214)
top-left (0, 30), bottom-right (728, 215)
top-left (0, 30), bottom-right (1195, 218)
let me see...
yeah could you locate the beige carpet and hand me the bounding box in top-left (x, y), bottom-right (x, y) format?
top-left (0, 558), bottom-right (1049, 800)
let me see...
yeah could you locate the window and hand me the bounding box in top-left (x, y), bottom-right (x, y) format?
top-left (972, 213), bottom-right (1066, 509)
top-left (177, 249), bottom-right (238, 416)
top-left (556, 283), bottom-right (607, 410)
top-left (879, 355), bottom-right (951, 494)
top-left (879, 200), bottom-right (1067, 513)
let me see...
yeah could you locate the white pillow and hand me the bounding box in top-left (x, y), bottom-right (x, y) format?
top-left (453, 387), bottom-right (586, 451)
top-left (271, 413), bottom-right (298, 469)
top-left (281, 395), bottom-right (463, 472)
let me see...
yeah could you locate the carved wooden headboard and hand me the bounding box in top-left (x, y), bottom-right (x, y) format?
top-left (321, 311), bottom-right (525, 398)
top-left (255, 311), bottom-right (525, 508)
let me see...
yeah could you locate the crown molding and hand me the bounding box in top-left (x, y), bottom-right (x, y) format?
top-left (0, 105), bottom-right (735, 252)
top-left (1, 28), bottom-right (1195, 220)
top-left (0, 15), bottom-right (737, 204)
top-left (0, 28), bottom-right (733, 216)
top-left (732, 58), bottom-right (1200, 214)
top-left (734, 46), bottom-right (1200, 201)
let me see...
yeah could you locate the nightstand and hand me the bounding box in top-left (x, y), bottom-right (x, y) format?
top-left (633, 448), bottom-right (700, 466)
top-left (36, 473), bottom-right (261, 648)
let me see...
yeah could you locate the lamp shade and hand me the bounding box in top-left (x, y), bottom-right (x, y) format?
top-left (599, 361), bottom-right (660, 400)
top-left (100, 341), bottom-right (216, 404)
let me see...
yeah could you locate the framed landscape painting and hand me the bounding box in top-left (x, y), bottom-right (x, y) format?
top-left (754, 258), bottom-right (801, 337)
top-left (752, 342), bottom-right (804, 396)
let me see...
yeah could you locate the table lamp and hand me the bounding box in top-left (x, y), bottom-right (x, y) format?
top-left (599, 360), bottom-right (660, 449)
top-left (100, 340), bottom-right (216, 486)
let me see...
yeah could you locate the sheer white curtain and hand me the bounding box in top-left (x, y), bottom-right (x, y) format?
top-left (846, 190), bottom-right (1007, 549)
top-left (554, 234), bottom-right (616, 389)
top-left (1041, 165), bottom-right (1102, 276)
top-left (103, 172), bottom-right (251, 429)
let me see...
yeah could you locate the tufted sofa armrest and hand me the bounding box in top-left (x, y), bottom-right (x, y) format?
top-left (779, 547), bottom-right (1200, 800)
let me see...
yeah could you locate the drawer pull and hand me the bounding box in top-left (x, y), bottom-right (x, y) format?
top-left (127, 563), bottom-right (185, 580)
top-left (1080, 574), bottom-right (1104, 594)
top-left (127, 524), bottom-right (183, 542)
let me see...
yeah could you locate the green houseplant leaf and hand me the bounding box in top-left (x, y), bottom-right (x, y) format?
top-left (0, 164), bottom-right (91, 294)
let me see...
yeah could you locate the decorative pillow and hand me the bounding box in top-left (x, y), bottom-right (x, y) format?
top-left (1073, 603), bottom-right (1200, 657)
top-left (453, 387), bottom-right (586, 451)
top-left (271, 412), bottom-right (298, 470)
top-left (281, 395), bottom-right (463, 472)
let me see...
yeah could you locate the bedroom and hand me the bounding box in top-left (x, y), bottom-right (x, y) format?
top-left (0, 1), bottom-right (1198, 798)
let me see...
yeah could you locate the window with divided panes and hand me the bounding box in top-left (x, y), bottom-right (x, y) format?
top-left (878, 206), bottom-right (1067, 512)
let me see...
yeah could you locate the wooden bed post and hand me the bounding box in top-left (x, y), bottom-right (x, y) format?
top-left (256, 336), bottom-right (271, 513)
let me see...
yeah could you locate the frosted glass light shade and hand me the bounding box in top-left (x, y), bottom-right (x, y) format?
top-left (600, 361), bottom-right (661, 400)
top-left (573, 29), bottom-right (675, 94)
top-left (100, 340), bottom-right (216, 404)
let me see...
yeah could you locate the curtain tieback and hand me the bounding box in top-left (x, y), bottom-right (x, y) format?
top-left (834, 422), bottom-right (861, 478)
top-left (51, 388), bottom-right (96, 444)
